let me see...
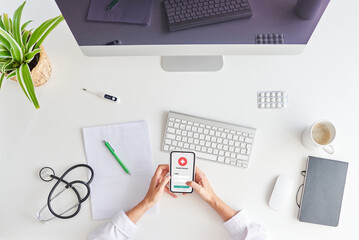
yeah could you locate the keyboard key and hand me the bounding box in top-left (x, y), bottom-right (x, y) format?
top-left (167, 127), bottom-right (176, 133)
top-left (166, 133), bottom-right (176, 140)
top-left (196, 152), bottom-right (217, 161)
top-left (236, 154), bottom-right (249, 161)
top-left (164, 145), bottom-right (169, 151)
top-left (165, 139), bottom-right (172, 145)
top-left (218, 156), bottom-right (225, 162)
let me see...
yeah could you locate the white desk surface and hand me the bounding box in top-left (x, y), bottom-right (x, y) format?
top-left (1, 0), bottom-right (359, 239)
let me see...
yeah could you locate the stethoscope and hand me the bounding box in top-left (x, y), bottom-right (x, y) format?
top-left (36, 164), bottom-right (94, 222)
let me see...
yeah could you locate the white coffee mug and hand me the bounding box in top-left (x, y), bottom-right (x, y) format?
top-left (301, 120), bottom-right (336, 154)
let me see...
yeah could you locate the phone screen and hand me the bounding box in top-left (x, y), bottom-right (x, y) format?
top-left (170, 151), bottom-right (195, 193)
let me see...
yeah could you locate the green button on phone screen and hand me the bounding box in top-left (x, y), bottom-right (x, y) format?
top-left (174, 185), bottom-right (190, 188)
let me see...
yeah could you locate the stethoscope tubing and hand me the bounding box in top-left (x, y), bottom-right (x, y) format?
top-left (37, 164), bottom-right (94, 222)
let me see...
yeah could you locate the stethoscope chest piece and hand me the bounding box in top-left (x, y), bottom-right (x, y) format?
top-left (36, 164), bottom-right (94, 222)
top-left (39, 167), bottom-right (55, 182)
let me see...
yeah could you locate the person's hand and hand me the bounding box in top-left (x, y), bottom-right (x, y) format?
top-left (143, 164), bottom-right (177, 208)
top-left (186, 167), bottom-right (237, 221)
top-left (186, 167), bottom-right (217, 204)
top-left (126, 164), bottom-right (176, 224)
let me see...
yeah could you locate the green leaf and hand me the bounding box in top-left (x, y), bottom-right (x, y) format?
top-left (0, 34), bottom-right (10, 50)
top-left (0, 15), bottom-right (5, 30)
top-left (21, 20), bottom-right (32, 32)
top-left (2, 14), bottom-right (11, 33)
top-left (22, 29), bottom-right (30, 45)
top-left (0, 72), bottom-right (4, 89)
top-left (27, 15), bottom-right (63, 51)
top-left (12, 1), bottom-right (26, 45)
top-left (9, 18), bottom-right (13, 34)
top-left (6, 70), bottom-right (16, 79)
top-left (2, 59), bottom-right (16, 72)
top-left (18, 63), bottom-right (39, 108)
top-left (0, 27), bottom-right (23, 63)
top-left (0, 44), bottom-right (8, 51)
top-left (24, 48), bottom-right (41, 63)
top-left (16, 65), bottom-right (30, 101)
top-left (1, 59), bottom-right (11, 72)
top-left (34, 15), bottom-right (64, 49)
top-left (0, 49), bottom-right (11, 59)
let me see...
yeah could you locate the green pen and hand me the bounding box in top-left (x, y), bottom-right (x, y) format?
top-left (107, 0), bottom-right (119, 10)
top-left (104, 140), bottom-right (130, 175)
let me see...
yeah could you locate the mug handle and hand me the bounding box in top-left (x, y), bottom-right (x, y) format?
top-left (323, 145), bottom-right (334, 154)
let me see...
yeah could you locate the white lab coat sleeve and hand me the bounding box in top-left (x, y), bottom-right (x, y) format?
top-left (88, 210), bottom-right (138, 240)
top-left (223, 209), bottom-right (270, 240)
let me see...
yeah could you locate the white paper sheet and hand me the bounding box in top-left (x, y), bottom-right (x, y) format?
top-left (82, 121), bottom-right (156, 220)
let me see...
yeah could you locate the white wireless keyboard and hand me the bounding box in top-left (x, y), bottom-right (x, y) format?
top-left (162, 112), bottom-right (256, 168)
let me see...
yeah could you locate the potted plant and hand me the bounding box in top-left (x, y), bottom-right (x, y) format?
top-left (0, 1), bottom-right (64, 109)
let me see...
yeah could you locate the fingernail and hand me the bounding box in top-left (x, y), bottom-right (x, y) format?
top-left (186, 181), bottom-right (191, 186)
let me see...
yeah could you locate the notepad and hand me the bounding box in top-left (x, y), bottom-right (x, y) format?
top-left (298, 156), bottom-right (348, 227)
top-left (82, 121), bottom-right (157, 220)
top-left (87, 0), bottom-right (153, 26)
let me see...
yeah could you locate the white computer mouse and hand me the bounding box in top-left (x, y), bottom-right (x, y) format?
top-left (269, 175), bottom-right (294, 211)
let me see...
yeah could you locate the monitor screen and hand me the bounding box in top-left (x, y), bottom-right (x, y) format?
top-left (55, 0), bottom-right (329, 57)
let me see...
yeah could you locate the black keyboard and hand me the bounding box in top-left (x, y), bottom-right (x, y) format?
top-left (164, 0), bottom-right (253, 31)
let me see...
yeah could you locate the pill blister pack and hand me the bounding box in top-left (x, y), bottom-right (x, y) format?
top-left (257, 91), bottom-right (288, 109)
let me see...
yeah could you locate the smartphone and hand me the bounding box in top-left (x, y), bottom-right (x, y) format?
top-left (170, 151), bottom-right (196, 193)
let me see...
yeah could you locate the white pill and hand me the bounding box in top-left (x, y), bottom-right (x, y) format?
top-left (283, 92), bottom-right (288, 97)
top-left (266, 92), bottom-right (271, 97)
top-left (283, 103), bottom-right (288, 108)
top-left (276, 97), bottom-right (281, 102)
top-left (260, 98), bottom-right (265, 102)
top-left (266, 103), bottom-right (271, 108)
top-left (260, 92), bottom-right (265, 97)
top-left (266, 98), bottom-right (270, 102)
top-left (271, 98), bottom-right (276, 102)
top-left (277, 92), bottom-right (282, 97)
top-left (277, 103), bottom-right (282, 108)
top-left (260, 103), bottom-right (265, 108)
top-left (271, 103), bottom-right (276, 108)
top-left (283, 97), bottom-right (288, 102)
top-left (271, 92), bottom-right (276, 97)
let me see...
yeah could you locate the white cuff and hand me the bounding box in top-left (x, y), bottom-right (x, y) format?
top-left (111, 210), bottom-right (139, 237)
top-left (223, 209), bottom-right (249, 236)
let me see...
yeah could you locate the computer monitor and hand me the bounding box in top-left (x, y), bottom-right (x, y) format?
top-left (55, 0), bottom-right (330, 71)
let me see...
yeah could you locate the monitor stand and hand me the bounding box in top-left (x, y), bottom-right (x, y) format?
top-left (161, 56), bottom-right (223, 72)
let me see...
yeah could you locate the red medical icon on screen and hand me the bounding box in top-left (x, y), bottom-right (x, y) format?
top-left (178, 157), bottom-right (187, 166)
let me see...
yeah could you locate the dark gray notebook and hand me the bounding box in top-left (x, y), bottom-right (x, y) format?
top-left (87, 0), bottom-right (153, 25)
top-left (298, 156), bottom-right (348, 227)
